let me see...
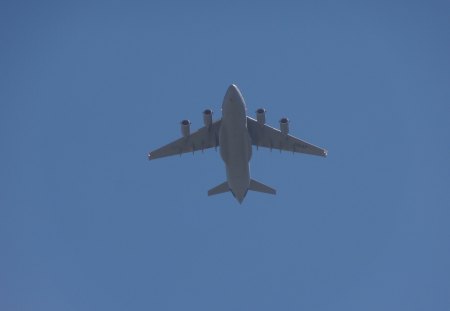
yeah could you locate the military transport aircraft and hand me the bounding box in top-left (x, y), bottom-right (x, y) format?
top-left (148, 84), bottom-right (327, 203)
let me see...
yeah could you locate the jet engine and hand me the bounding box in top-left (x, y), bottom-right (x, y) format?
top-left (203, 109), bottom-right (213, 127)
top-left (181, 119), bottom-right (191, 137)
top-left (256, 108), bottom-right (266, 125)
top-left (279, 117), bottom-right (289, 135)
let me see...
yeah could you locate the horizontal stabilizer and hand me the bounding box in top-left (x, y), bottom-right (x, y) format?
top-left (249, 179), bottom-right (276, 195)
top-left (208, 182), bottom-right (229, 196)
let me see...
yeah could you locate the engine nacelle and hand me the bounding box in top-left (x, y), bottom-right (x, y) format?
top-left (256, 108), bottom-right (266, 125)
top-left (180, 119), bottom-right (191, 137)
top-left (279, 117), bottom-right (289, 135)
top-left (203, 109), bottom-right (213, 127)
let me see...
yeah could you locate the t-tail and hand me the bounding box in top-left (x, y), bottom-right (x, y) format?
top-left (207, 179), bottom-right (276, 198)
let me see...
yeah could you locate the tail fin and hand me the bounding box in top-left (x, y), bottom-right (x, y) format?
top-left (249, 179), bottom-right (276, 195)
top-left (208, 182), bottom-right (229, 196)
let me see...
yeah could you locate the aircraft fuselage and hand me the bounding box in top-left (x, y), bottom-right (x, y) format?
top-left (219, 85), bottom-right (253, 203)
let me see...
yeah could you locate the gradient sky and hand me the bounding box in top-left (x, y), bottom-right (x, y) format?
top-left (1, 1), bottom-right (450, 310)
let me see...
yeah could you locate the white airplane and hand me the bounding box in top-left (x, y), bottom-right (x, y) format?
top-left (148, 84), bottom-right (327, 203)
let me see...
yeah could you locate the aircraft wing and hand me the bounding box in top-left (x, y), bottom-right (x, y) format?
top-left (148, 120), bottom-right (221, 160)
top-left (246, 117), bottom-right (327, 157)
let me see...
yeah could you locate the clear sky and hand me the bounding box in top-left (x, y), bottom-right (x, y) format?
top-left (1, 1), bottom-right (449, 310)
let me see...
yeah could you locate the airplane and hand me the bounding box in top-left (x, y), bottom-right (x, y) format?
top-left (148, 84), bottom-right (327, 203)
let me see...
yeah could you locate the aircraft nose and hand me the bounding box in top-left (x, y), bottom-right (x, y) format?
top-left (224, 84), bottom-right (240, 102)
top-left (227, 84), bottom-right (239, 93)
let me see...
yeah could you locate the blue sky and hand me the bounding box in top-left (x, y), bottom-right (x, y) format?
top-left (1, 1), bottom-right (449, 310)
